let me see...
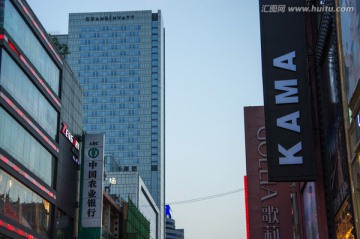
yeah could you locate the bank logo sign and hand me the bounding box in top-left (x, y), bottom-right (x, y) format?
top-left (88, 148), bottom-right (99, 158)
top-left (259, 0), bottom-right (316, 181)
top-left (81, 134), bottom-right (105, 229)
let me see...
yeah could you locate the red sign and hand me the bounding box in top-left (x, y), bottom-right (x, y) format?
top-left (244, 106), bottom-right (294, 239)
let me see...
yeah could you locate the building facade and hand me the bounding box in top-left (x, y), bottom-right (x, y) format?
top-left (0, 0), bottom-right (83, 238)
top-left (165, 218), bottom-right (184, 239)
top-left (58, 10), bottom-right (166, 238)
top-left (106, 172), bottom-right (159, 239)
top-left (164, 206), bottom-right (184, 239)
top-left (258, 0), bottom-right (360, 238)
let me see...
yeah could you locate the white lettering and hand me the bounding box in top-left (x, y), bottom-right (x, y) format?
top-left (273, 51), bottom-right (296, 71)
top-left (278, 142), bottom-right (303, 165)
top-left (261, 187), bottom-right (278, 201)
top-left (275, 80), bottom-right (299, 104)
top-left (276, 111), bottom-right (301, 132)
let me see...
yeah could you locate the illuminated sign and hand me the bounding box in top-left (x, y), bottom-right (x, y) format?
top-left (61, 123), bottom-right (80, 150)
top-left (109, 177), bottom-right (116, 185)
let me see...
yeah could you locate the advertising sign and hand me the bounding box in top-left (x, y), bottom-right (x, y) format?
top-left (337, 0), bottom-right (360, 103)
top-left (259, 0), bottom-right (316, 181)
top-left (81, 133), bottom-right (104, 229)
top-left (244, 106), bottom-right (294, 239)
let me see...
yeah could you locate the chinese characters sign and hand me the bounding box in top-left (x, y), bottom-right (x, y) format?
top-left (244, 107), bottom-right (293, 239)
top-left (81, 134), bottom-right (104, 228)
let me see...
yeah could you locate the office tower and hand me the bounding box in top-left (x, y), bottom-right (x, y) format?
top-left (60, 10), bottom-right (165, 238)
top-left (0, 0), bottom-right (83, 238)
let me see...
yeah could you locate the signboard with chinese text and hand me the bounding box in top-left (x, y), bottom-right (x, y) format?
top-left (244, 106), bottom-right (294, 239)
top-left (81, 133), bottom-right (104, 228)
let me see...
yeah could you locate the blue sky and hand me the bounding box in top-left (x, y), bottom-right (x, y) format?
top-left (27, 0), bottom-right (263, 238)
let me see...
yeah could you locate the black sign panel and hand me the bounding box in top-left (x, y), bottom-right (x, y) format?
top-left (259, 0), bottom-right (316, 181)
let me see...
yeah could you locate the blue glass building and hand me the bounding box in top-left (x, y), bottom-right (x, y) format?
top-left (58, 10), bottom-right (165, 239)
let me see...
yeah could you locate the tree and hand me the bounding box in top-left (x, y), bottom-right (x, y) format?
top-left (50, 35), bottom-right (70, 58)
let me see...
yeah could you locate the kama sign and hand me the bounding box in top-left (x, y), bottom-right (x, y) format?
top-left (259, 0), bottom-right (316, 181)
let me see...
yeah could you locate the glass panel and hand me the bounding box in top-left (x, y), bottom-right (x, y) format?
top-left (0, 169), bottom-right (52, 237)
top-left (3, 0), bottom-right (60, 94)
top-left (0, 107), bottom-right (55, 186)
top-left (1, 50), bottom-right (58, 139)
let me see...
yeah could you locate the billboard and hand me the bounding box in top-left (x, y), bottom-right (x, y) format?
top-left (337, 0), bottom-right (360, 103)
top-left (244, 106), bottom-right (294, 239)
top-left (259, 0), bottom-right (316, 181)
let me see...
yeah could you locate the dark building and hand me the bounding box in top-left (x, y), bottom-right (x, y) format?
top-left (0, 0), bottom-right (82, 238)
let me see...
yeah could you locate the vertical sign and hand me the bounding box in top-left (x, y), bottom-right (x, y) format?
top-left (244, 106), bottom-right (294, 239)
top-left (81, 133), bottom-right (104, 228)
top-left (259, 0), bottom-right (316, 181)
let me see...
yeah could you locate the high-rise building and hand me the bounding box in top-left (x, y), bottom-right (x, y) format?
top-left (0, 0), bottom-right (83, 238)
top-left (58, 10), bottom-right (166, 238)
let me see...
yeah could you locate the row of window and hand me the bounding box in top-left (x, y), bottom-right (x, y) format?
top-left (0, 107), bottom-right (55, 186)
top-left (80, 63), bottom-right (140, 70)
top-left (77, 48), bottom-right (157, 57)
top-left (4, 0), bottom-right (60, 94)
top-left (1, 50), bottom-right (58, 139)
top-left (80, 25), bottom-right (141, 32)
top-left (79, 57), bottom-right (141, 64)
top-left (78, 69), bottom-right (152, 77)
top-left (0, 169), bottom-right (51, 237)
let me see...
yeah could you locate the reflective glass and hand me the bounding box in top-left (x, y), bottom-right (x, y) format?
top-left (1, 50), bottom-right (58, 139)
top-left (0, 107), bottom-right (55, 186)
top-left (0, 169), bottom-right (52, 237)
top-left (4, 0), bottom-right (60, 94)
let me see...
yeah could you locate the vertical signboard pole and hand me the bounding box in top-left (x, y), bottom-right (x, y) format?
top-left (78, 133), bottom-right (105, 239)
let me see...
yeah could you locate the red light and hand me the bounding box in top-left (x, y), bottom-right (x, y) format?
top-left (1, 155), bottom-right (9, 164)
top-left (244, 176), bottom-right (250, 239)
top-left (8, 42), bottom-right (20, 57)
top-left (0, 220), bottom-right (3, 226)
top-left (17, 229), bottom-right (24, 236)
top-left (6, 224), bottom-right (14, 231)
top-left (13, 165), bottom-right (19, 172)
top-left (22, 5), bottom-right (29, 15)
top-left (5, 98), bottom-right (13, 107)
top-left (0, 34), bottom-right (4, 40)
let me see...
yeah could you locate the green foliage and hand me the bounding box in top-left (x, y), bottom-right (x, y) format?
top-left (50, 35), bottom-right (70, 58)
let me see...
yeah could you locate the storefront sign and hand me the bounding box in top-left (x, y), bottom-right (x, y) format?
top-left (259, 0), bottom-right (316, 181)
top-left (61, 123), bottom-right (80, 150)
top-left (61, 122), bottom-right (80, 165)
top-left (244, 106), bottom-right (294, 239)
top-left (81, 133), bottom-right (104, 228)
